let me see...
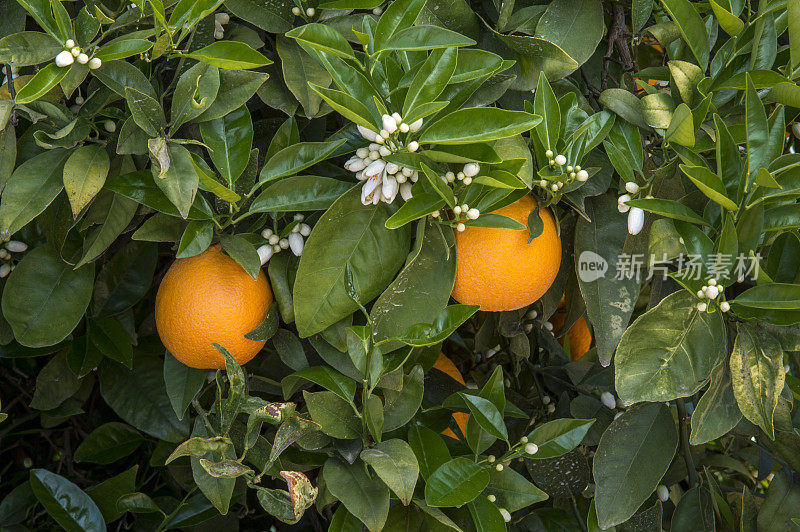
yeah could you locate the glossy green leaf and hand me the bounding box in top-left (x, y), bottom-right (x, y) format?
top-left (689, 361), bottom-right (742, 445)
top-left (186, 41), bottom-right (271, 69)
top-left (200, 105), bottom-right (253, 184)
top-left (258, 139), bottom-right (345, 184)
top-left (526, 418), bottom-right (595, 459)
top-left (661, 0), bottom-right (709, 68)
top-left (125, 87), bottom-right (165, 137)
top-left (30, 469), bottom-right (105, 532)
top-left (96, 39), bottom-right (153, 61)
top-left (63, 145), bottom-right (110, 216)
top-left (74, 423), bottom-right (144, 464)
top-left (391, 304), bottom-right (479, 347)
top-left (361, 439), bottom-right (419, 505)
top-left (14, 63), bottom-right (68, 104)
top-left (0, 31), bottom-right (62, 66)
top-left (286, 23), bottom-right (355, 60)
top-left (324, 458), bottom-right (390, 532)
top-left (420, 108), bottom-right (540, 145)
top-left (424, 457), bottom-right (490, 507)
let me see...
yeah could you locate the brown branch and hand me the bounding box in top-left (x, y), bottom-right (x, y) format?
top-left (602, 3), bottom-right (636, 90)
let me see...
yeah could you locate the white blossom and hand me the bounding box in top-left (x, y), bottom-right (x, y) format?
top-left (357, 125), bottom-right (380, 142)
top-left (6, 241), bottom-right (27, 253)
top-left (600, 391), bottom-right (616, 409)
top-left (288, 232), bottom-right (304, 256)
top-left (625, 181), bottom-right (640, 194)
top-left (55, 50), bottom-right (74, 67)
top-left (89, 57), bottom-right (102, 69)
top-left (257, 244), bottom-right (273, 265)
top-left (408, 118), bottom-right (423, 132)
top-left (627, 207), bottom-right (644, 235)
top-left (400, 182), bottom-right (413, 200)
top-left (657, 485), bottom-right (669, 502)
top-left (382, 114), bottom-right (397, 134)
top-left (720, 301), bottom-right (730, 312)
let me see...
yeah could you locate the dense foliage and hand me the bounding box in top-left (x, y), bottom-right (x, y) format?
top-left (2, 0), bottom-right (800, 529)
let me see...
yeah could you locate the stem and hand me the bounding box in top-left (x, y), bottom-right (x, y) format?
top-left (572, 497), bottom-right (589, 532)
top-left (675, 398), bottom-right (700, 487)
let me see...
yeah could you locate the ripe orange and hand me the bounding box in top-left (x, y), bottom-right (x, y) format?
top-left (549, 309), bottom-right (592, 361)
top-left (452, 195), bottom-right (561, 311)
top-left (155, 244), bottom-right (273, 369)
top-left (433, 354), bottom-right (469, 440)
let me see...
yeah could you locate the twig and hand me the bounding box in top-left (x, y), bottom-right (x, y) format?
top-left (601, 3), bottom-right (636, 90)
top-left (676, 398), bottom-right (700, 487)
top-left (572, 497), bottom-right (589, 532)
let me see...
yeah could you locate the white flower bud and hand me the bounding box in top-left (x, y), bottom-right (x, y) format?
top-left (696, 290), bottom-right (705, 298)
top-left (268, 235), bottom-right (280, 245)
top-left (520, 436), bottom-right (528, 443)
top-left (396, 173), bottom-right (407, 184)
top-left (401, 167), bottom-right (414, 177)
top-left (487, 494), bottom-right (496, 502)
top-left (399, 122), bottom-right (409, 133)
top-left (6, 241), bottom-right (27, 253)
top-left (487, 455), bottom-right (496, 463)
top-left (524, 323), bottom-right (533, 332)
top-left (720, 301), bottom-right (730, 312)
top-left (542, 394), bottom-right (551, 405)
top-left (261, 228), bottom-right (273, 239)
top-left (467, 208), bottom-right (480, 220)
top-left (708, 278), bottom-right (717, 286)
top-left (618, 203), bottom-right (630, 213)
top-left (407, 141), bottom-right (419, 152)
top-left (463, 176), bottom-right (472, 185)
top-left (457, 172), bottom-right (465, 181)
top-left (288, 232), bottom-right (304, 256)
top-left (71, 47), bottom-right (81, 57)
top-left (378, 146), bottom-right (391, 157)
top-left (292, 6), bottom-right (301, 15)
top-left (215, 12), bottom-right (230, 24)
top-left (380, 129), bottom-right (390, 139)
top-left (75, 95), bottom-right (84, 105)
top-left (704, 285), bottom-right (719, 299)
top-left (408, 118), bottom-right (423, 132)
top-left (543, 321), bottom-right (553, 331)
top-left (618, 194), bottom-right (630, 205)
top-left (364, 159), bottom-right (386, 179)
top-left (89, 57), bottom-right (102, 69)
top-left (627, 207), bottom-right (644, 235)
top-left (453, 205), bottom-right (462, 215)
top-left (554, 154), bottom-right (567, 166)
top-left (306, 7), bottom-right (315, 16)
top-left (291, 224), bottom-right (301, 233)
top-left (657, 485), bottom-right (669, 502)
top-left (551, 184), bottom-right (558, 192)
top-left (526, 309), bottom-right (537, 319)
top-left (77, 53), bottom-right (90, 64)
top-left (577, 170), bottom-right (589, 181)
top-left (456, 223), bottom-right (465, 232)
top-left (385, 162), bottom-right (399, 175)
top-left (294, 213), bottom-right (304, 221)
top-left (104, 120), bottom-right (116, 133)
top-left (410, 170), bottom-right (418, 182)
top-left (600, 391), bottom-right (616, 409)
top-left (299, 223), bottom-right (311, 237)
top-left (356, 147), bottom-right (369, 159)
top-left (625, 182), bottom-right (640, 194)
top-left (0, 249), bottom-right (8, 259)
top-left (697, 302), bottom-right (708, 312)
top-left (272, 244), bottom-right (281, 253)
top-left (0, 263), bottom-right (10, 278)
top-left (431, 210), bottom-right (439, 217)
top-left (545, 149), bottom-right (553, 158)
top-left (400, 182), bottom-right (413, 200)
top-left (391, 112), bottom-right (402, 125)
top-left (368, 150), bottom-right (380, 161)
top-left (257, 244), bottom-right (273, 265)
top-left (372, 6), bottom-right (382, 14)
top-left (525, 443), bottom-right (538, 455)
top-left (65, 39), bottom-right (75, 48)
top-left (499, 509), bottom-right (512, 523)
top-left (463, 162), bottom-right (480, 177)
top-left (495, 463), bottom-right (503, 471)
top-left (279, 238), bottom-right (289, 250)
top-left (382, 114), bottom-right (397, 134)
top-left (55, 50), bottom-right (74, 67)
top-left (445, 171), bottom-right (455, 183)
top-left (347, 158), bottom-right (367, 172)
top-left (357, 125), bottom-right (379, 142)
top-left (382, 176), bottom-right (399, 203)
top-left (461, 203), bottom-right (468, 212)
top-left (570, 172), bottom-right (576, 178)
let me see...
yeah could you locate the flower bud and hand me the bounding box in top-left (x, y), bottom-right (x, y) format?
top-left (89, 57), bottom-right (102, 69)
top-left (463, 176), bottom-right (472, 185)
top-left (408, 118), bottom-right (423, 132)
top-left (261, 228), bottom-right (273, 239)
top-left (292, 6), bottom-right (301, 14)
top-left (720, 301), bottom-right (730, 312)
top-left (495, 463), bottom-right (503, 471)
top-left (625, 181), bottom-right (640, 194)
top-left (65, 39), bottom-right (75, 48)
top-left (697, 302), bottom-right (708, 312)
top-left (356, 147), bottom-right (369, 159)
top-left (399, 122), bottom-right (409, 133)
top-left (372, 6), bottom-right (382, 14)
top-left (391, 112), bottom-right (402, 125)
top-left (708, 278), bottom-right (717, 286)
top-left (467, 208), bottom-right (480, 220)
top-left (577, 170), bottom-right (589, 181)
top-left (257, 244), bottom-right (273, 265)
top-left (299, 223), bottom-right (311, 237)
top-left (499, 509), bottom-right (511, 523)
top-left (268, 235), bottom-right (280, 245)
top-left (357, 125), bottom-right (379, 142)
top-left (74, 52), bottom-right (88, 64)
top-left (400, 182), bottom-right (413, 200)
top-left (215, 12), bottom-right (230, 24)
top-left (456, 223), bottom-right (465, 232)
top-left (545, 149), bottom-right (553, 158)
top-left (6, 241), bottom-right (27, 253)
top-left (364, 159), bottom-right (386, 179)
top-left (657, 485), bottom-right (669, 502)
top-left (487, 494), bottom-right (496, 502)
top-left (544, 321), bottom-right (553, 331)
top-left (525, 443), bottom-right (538, 455)
top-left (306, 7), bottom-right (315, 16)
top-left (385, 162), bottom-right (399, 175)
top-left (288, 232), bottom-right (304, 256)
top-left (407, 141), bottom-right (419, 152)
top-left (627, 207), bottom-right (644, 235)
top-left (704, 285), bottom-right (719, 299)
top-left (279, 238), bottom-right (289, 250)
top-left (526, 309), bottom-right (537, 319)
top-left (0, 263), bottom-right (10, 278)
top-left (554, 154), bottom-right (566, 166)
top-left (445, 171), bottom-right (455, 183)
top-left (463, 162), bottom-right (480, 177)
top-left (71, 47), bottom-right (81, 57)
top-left (55, 50), bottom-right (74, 67)
top-left (600, 391), bottom-right (616, 409)
top-left (104, 120), bottom-right (117, 133)
top-left (378, 146), bottom-right (391, 157)
top-left (382, 114), bottom-right (397, 134)
top-left (696, 290), bottom-right (705, 298)
top-left (382, 176), bottom-right (399, 203)
top-left (272, 244), bottom-right (281, 253)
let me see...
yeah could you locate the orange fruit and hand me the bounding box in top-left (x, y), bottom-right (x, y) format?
top-left (549, 309), bottom-right (592, 361)
top-left (433, 354), bottom-right (469, 440)
top-left (452, 195), bottom-right (561, 311)
top-left (155, 244), bottom-right (273, 369)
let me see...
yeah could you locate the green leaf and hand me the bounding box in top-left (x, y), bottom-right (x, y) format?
top-left (615, 291), bottom-right (726, 405)
top-left (92, 241), bottom-right (159, 316)
top-left (195, 69), bottom-right (268, 122)
top-left (665, 103), bottom-right (695, 147)
top-left (293, 187), bottom-right (411, 337)
top-left (277, 35), bottom-right (330, 117)
top-left (85, 466), bottom-right (138, 523)
top-left (303, 390), bottom-right (360, 438)
top-left (384, 193), bottom-right (446, 229)
top-left (170, 62), bottom-right (220, 129)
top-left (671, 487), bottom-right (714, 531)
top-left (732, 283), bottom-right (800, 309)
top-left (391, 304), bottom-right (479, 347)
top-left (75, 193), bottom-right (138, 268)
top-left (361, 439), bottom-right (419, 505)
top-left (125, 87), bottom-right (166, 137)
top-left (598, 88), bottom-right (652, 130)
top-left (200, 105), bottom-right (253, 184)
top-left (0, 31), bottom-right (63, 66)
top-left (89, 317), bottom-right (133, 368)
top-left (660, 0), bottom-right (710, 69)
top-left (534, 73), bottom-right (561, 151)
top-left (745, 73), bottom-right (769, 181)
top-left (224, 0), bottom-right (293, 33)
top-left (625, 198), bottom-right (710, 226)
top-left (186, 41), bottom-right (271, 69)
top-left (74, 423), bottom-right (144, 464)
top-left (219, 234), bottom-right (260, 280)
top-left (0, 149), bottom-right (69, 238)
top-left (710, 0), bottom-right (744, 36)
top-left (680, 164), bottom-right (738, 210)
top-left (286, 23), bottom-right (355, 60)
top-left (689, 361), bottom-right (742, 445)
top-left (99, 355), bottom-right (189, 442)
top-left (258, 139), bottom-right (345, 184)
top-left (324, 458), bottom-right (390, 532)
top-left (282, 366), bottom-right (356, 402)
top-left (92, 60), bottom-right (156, 98)
top-left (424, 457), bottom-right (490, 507)
top-left (373, 0), bottom-right (426, 52)
top-left (372, 221), bottom-right (455, 348)
top-left (105, 170), bottom-right (212, 220)
top-left (176, 220), bottom-right (213, 259)
top-left (487, 465), bottom-right (548, 512)
top-left (420, 108), bottom-right (540, 145)
top-left (729, 322), bottom-right (785, 439)
top-left (403, 47), bottom-right (458, 118)
top-left (381, 25), bottom-right (475, 51)
top-left (30, 469), bottom-right (105, 532)
top-left (535, 0), bottom-right (604, 66)
top-left (95, 39), bottom-right (152, 62)
top-left (575, 194), bottom-right (640, 365)
top-left (309, 83), bottom-right (376, 130)
top-left (63, 145), bottom-right (110, 217)
top-left (526, 418), bottom-right (595, 459)
top-left (383, 366), bottom-right (424, 431)
top-left (757, 471), bottom-right (800, 531)
top-left (408, 424), bottom-right (451, 480)
top-left (593, 403), bottom-right (677, 529)
top-left (2, 245), bottom-right (94, 348)
top-left (420, 163), bottom-right (456, 208)
top-left (29, 351), bottom-right (81, 410)
top-left (468, 495), bottom-right (506, 531)
top-left (250, 175), bottom-right (351, 213)
top-left (14, 63), bottom-right (68, 104)
top-left (152, 143), bottom-right (199, 219)
top-left (458, 393), bottom-right (507, 442)
top-left (163, 353), bottom-right (206, 420)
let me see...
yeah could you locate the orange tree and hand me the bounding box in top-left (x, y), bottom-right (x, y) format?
top-left (1, 0), bottom-right (800, 529)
